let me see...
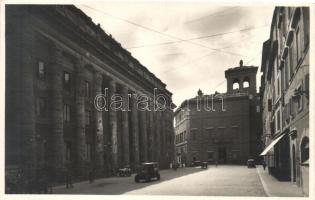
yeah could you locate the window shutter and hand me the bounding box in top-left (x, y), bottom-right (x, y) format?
top-left (268, 99), bottom-right (272, 112)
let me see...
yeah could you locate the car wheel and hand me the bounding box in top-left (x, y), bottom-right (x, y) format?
top-left (135, 175), bottom-right (139, 183)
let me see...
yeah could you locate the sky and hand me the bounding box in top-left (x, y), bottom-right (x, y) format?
top-left (77, 3), bottom-right (275, 106)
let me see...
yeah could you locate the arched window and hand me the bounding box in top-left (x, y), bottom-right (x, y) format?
top-left (232, 79), bottom-right (240, 90)
top-left (301, 137), bottom-right (309, 163)
top-left (243, 77), bottom-right (250, 88)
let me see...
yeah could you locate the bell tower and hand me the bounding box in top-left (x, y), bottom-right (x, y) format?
top-left (225, 60), bottom-right (258, 94)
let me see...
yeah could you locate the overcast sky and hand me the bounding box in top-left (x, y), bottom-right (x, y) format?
top-left (77, 3), bottom-right (275, 106)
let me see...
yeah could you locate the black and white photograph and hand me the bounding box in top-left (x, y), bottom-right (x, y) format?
top-left (1, 1), bottom-right (313, 198)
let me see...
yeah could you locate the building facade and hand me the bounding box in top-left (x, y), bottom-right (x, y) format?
top-left (174, 62), bottom-right (262, 166)
top-left (5, 5), bottom-right (175, 187)
top-left (260, 7), bottom-right (309, 196)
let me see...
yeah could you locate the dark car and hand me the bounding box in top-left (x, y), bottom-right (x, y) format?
top-left (201, 162), bottom-right (208, 169)
top-left (135, 162), bottom-right (160, 183)
top-left (192, 160), bottom-right (201, 167)
top-left (247, 159), bottom-right (256, 168)
top-left (117, 166), bottom-right (131, 177)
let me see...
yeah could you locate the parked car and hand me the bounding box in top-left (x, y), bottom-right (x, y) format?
top-left (117, 166), bottom-right (131, 177)
top-left (247, 159), bottom-right (256, 168)
top-left (135, 162), bottom-right (160, 183)
top-left (201, 161), bottom-right (208, 169)
top-left (192, 160), bottom-right (201, 167)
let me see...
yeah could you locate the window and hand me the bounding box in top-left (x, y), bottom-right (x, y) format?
top-left (243, 77), bottom-right (250, 88)
top-left (207, 128), bottom-right (214, 139)
top-left (191, 129), bottom-right (197, 140)
top-left (270, 120), bottom-right (275, 135)
top-left (296, 26), bottom-right (301, 64)
top-left (233, 81), bottom-right (239, 90)
top-left (297, 85), bottom-right (303, 111)
top-left (85, 80), bottom-right (90, 98)
top-left (289, 98), bottom-right (295, 118)
top-left (86, 143), bottom-right (91, 161)
top-left (285, 59), bottom-right (289, 89)
top-left (268, 99), bottom-right (272, 112)
top-left (218, 127), bottom-right (225, 138)
top-left (36, 97), bottom-right (46, 117)
top-left (256, 105), bottom-right (260, 113)
top-left (37, 61), bottom-right (45, 80)
top-left (63, 71), bottom-right (71, 91)
top-left (85, 110), bottom-right (91, 126)
top-left (63, 104), bottom-right (71, 122)
top-left (303, 8), bottom-right (310, 49)
top-left (276, 110), bottom-right (281, 131)
top-left (301, 137), bottom-right (309, 163)
top-left (65, 141), bottom-right (72, 161)
top-left (243, 81), bottom-right (249, 88)
top-left (277, 77), bottom-right (280, 98)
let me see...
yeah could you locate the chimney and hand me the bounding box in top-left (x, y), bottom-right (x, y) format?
top-left (239, 60), bottom-right (243, 67)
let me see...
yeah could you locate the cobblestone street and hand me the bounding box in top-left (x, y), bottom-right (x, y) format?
top-left (53, 165), bottom-right (266, 196)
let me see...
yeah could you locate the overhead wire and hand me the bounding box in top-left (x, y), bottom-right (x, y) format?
top-left (153, 33), bottom-right (258, 58)
top-left (126, 26), bottom-right (269, 49)
top-left (81, 5), bottom-right (251, 58)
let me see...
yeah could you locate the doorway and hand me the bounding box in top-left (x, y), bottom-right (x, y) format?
top-left (218, 147), bottom-right (227, 164)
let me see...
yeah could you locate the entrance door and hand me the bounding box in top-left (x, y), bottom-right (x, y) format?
top-left (218, 147), bottom-right (227, 164)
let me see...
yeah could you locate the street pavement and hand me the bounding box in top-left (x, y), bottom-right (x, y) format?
top-left (256, 165), bottom-right (304, 197)
top-left (53, 165), bottom-right (266, 196)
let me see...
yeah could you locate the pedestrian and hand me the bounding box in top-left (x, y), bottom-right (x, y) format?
top-left (66, 169), bottom-right (73, 188)
top-left (215, 160), bottom-right (218, 168)
top-left (88, 169), bottom-right (94, 183)
top-left (262, 160), bottom-right (267, 171)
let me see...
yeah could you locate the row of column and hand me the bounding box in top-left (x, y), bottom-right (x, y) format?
top-left (108, 81), bottom-right (168, 171)
top-left (49, 45), bottom-right (173, 177)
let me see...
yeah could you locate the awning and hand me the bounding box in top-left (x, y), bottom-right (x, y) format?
top-left (260, 133), bottom-right (286, 156)
top-left (301, 159), bottom-right (309, 166)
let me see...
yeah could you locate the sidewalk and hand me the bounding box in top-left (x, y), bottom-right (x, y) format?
top-left (256, 165), bottom-right (304, 197)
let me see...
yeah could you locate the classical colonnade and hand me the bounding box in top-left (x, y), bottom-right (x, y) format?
top-left (48, 44), bottom-right (174, 177)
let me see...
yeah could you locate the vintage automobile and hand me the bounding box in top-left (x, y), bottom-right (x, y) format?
top-left (247, 159), bottom-right (256, 168)
top-left (135, 162), bottom-right (160, 183)
top-left (201, 161), bottom-right (208, 169)
top-left (117, 166), bottom-right (131, 177)
top-left (192, 160), bottom-right (201, 167)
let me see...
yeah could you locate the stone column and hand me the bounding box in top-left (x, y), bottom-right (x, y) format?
top-left (94, 72), bottom-right (104, 174)
top-left (75, 61), bottom-right (86, 176)
top-left (160, 110), bottom-right (167, 167)
top-left (20, 25), bottom-right (36, 174)
top-left (140, 110), bottom-right (148, 162)
top-left (131, 94), bottom-right (140, 169)
top-left (156, 111), bottom-right (161, 163)
top-left (149, 100), bottom-right (154, 161)
top-left (121, 85), bottom-right (130, 166)
top-left (109, 80), bottom-right (118, 172)
top-left (168, 110), bottom-right (175, 163)
top-left (52, 45), bottom-right (65, 178)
